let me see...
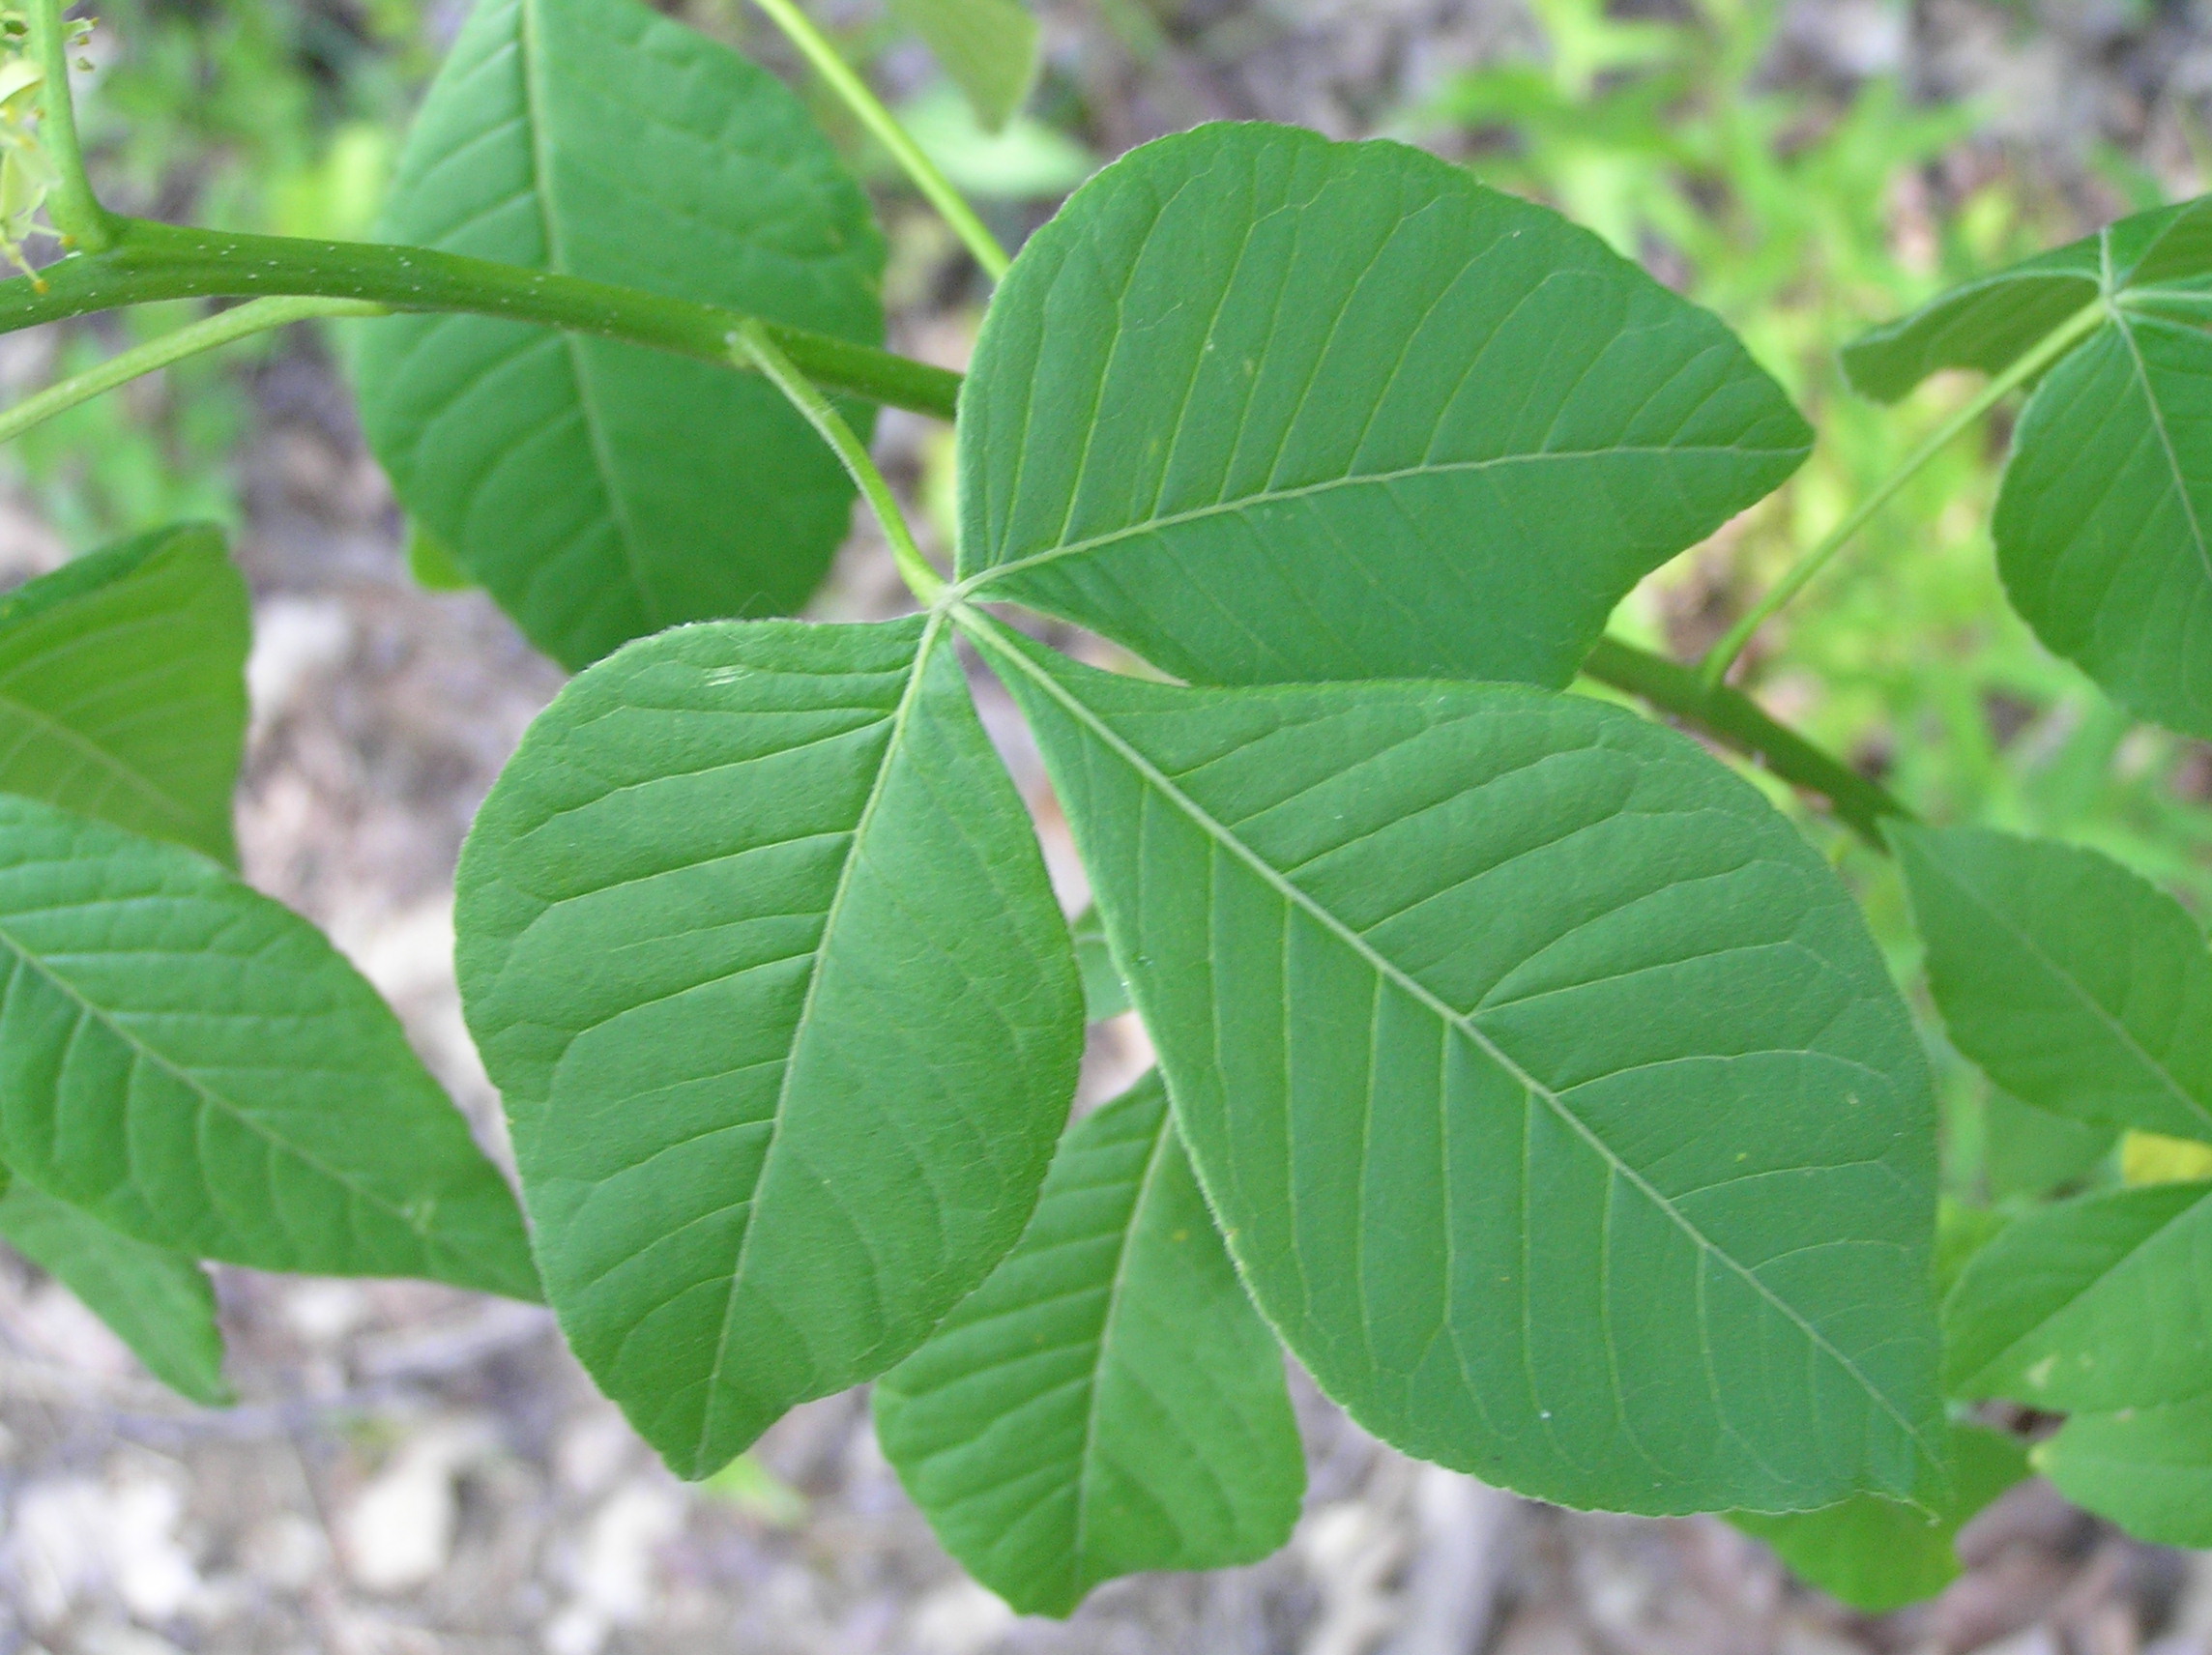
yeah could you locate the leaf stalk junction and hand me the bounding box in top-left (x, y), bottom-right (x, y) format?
top-left (1698, 297), bottom-right (2110, 687)
top-left (0, 16), bottom-right (1919, 850)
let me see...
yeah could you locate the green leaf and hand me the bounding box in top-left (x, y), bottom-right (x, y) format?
top-left (2038, 1391), bottom-right (2212, 1548)
top-left (1841, 195), bottom-right (2212, 402)
top-left (1936, 1198), bottom-right (2009, 1304)
top-left (876, 1070), bottom-right (1300, 1614)
top-left (453, 616), bottom-right (1083, 1477)
top-left (888, 0), bottom-right (1040, 133)
top-left (1730, 1423), bottom-right (2028, 1612)
top-left (0, 794), bottom-right (538, 1296)
top-left (969, 618), bottom-right (1940, 1516)
top-left (353, 0), bottom-right (886, 671)
top-left (1070, 904), bottom-right (1131, 1023)
top-left (1993, 305), bottom-right (2212, 737)
top-left (0, 1170), bottom-right (231, 1406)
top-left (1943, 1180), bottom-right (2212, 1410)
top-left (1844, 198), bottom-right (2212, 733)
top-left (953, 123), bottom-right (1810, 690)
top-left (405, 520), bottom-right (476, 593)
top-left (1986, 1090), bottom-right (2115, 1201)
top-left (1840, 245), bottom-right (2102, 405)
top-left (0, 524), bottom-right (247, 862)
top-left (900, 88), bottom-right (1094, 200)
top-left (1892, 825), bottom-right (2212, 1144)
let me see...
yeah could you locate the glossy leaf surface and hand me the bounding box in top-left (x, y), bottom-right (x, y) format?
top-left (975, 620), bottom-right (1941, 1515)
top-left (354, 0), bottom-right (885, 669)
top-left (0, 796), bottom-right (537, 1294)
top-left (876, 1071), bottom-right (1302, 1615)
top-left (955, 124), bottom-right (1811, 689)
top-left (2040, 1392), bottom-right (2212, 1548)
top-left (1730, 1423), bottom-right (2028, 1612)
top-left (455, 617), bottom-right (1083, 1477)
top-left (0, 525), bottom-right (247, 862)
top-left (1944, 1180), bottom-right (2212, 1410)
top-left (1893, 826), bottom-right (2212, 1144)
top-left (0, 1171), bottom-right (231, 1405)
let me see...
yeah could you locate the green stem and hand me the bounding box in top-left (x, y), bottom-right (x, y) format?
top-left (1584, 634), bottom-right (1910, 848)
top-left (1699, 296), bottom-right (2110, 688)
top-left (733, 317), bottom-right (946, 605)
top-left (25, 0), bottom-right (116, 250)
top-left (0, 217), bottom-right (962, 419)
top-left (746, 0), bottom-right (1011, 282)
top-left (0, 294), bottom-right (381, 445)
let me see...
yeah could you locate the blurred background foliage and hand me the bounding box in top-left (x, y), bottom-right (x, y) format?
top-left (13, 0), bottom-right (2212, 1217)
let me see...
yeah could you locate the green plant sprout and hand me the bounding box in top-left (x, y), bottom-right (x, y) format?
top-left (0, 0), bottom-right (2209, 1619)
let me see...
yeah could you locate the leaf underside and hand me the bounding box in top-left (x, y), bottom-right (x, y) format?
top-left (454, 616), bottom-right (1083, 1478)
top-left (353, 0), bottom-right (886, 670)
top-left (0, 794), bottom-right (538, 1295)
top-left (0, 525), bottom-right (248, 863)
top-left (0, 1172), bottom-right (231, 1406)
top-left (876, 1070), bottom-right (1303, 1616)
top-left (956, 123), bottom-right (1811, 690)
top-left (975, 619), bottom-right (1940, 1516)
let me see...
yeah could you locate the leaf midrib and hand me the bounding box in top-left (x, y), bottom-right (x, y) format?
top-left (689, 613), bottom-right (945, 1472)
top-left (2110, 307), bottom-right (2212, 595)
top-left (0, 901), bottom-right (439, 1250)
top-left (0, 678), bottom-right (199, 838)
top-left (1068, 1096), bottom-right (1177, 1581)
top-left (954, 445), bottom-right (1799, 600)
top-left (967, 610), bottom-right (1942, 1474)
top-left (1959, 1184), bottom-right (2212, 1398)
top-left (516, 0), bottom-right (655, 626)
top-left (1916, 847), bottom-right (2212, 1141)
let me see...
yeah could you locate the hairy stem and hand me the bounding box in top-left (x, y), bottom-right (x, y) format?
top-left (733, 317), bottom-right (946, 605)
top-left (25, 0), bottom-right (116, 250)
top-left (0, 295), bottom-right (382, 445)
top-left (1584, 635), bottom-right (1909, 848)
top-left (746, 0), bottom-right (1011, 282)
top-left (1699, 296), bottom-right (2110, 687)
top-left (0, 218), bottom-right (963, 419)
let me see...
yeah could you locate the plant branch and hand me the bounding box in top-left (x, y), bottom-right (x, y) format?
top-left (0, 294), bottom-right (382, 445)
top-left (1583, 634), bottom-right (1909, 848)
top-left (1699, 296), bottom-right (2110, 688)
top-left (25, 0), bottom-right (116, 249)
top-left (745, 0), bottom-right (1011, 281)
top-left (0, 218), bottom-right (963, 419)
top-left (733, 317), bottom-right (946, 605)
